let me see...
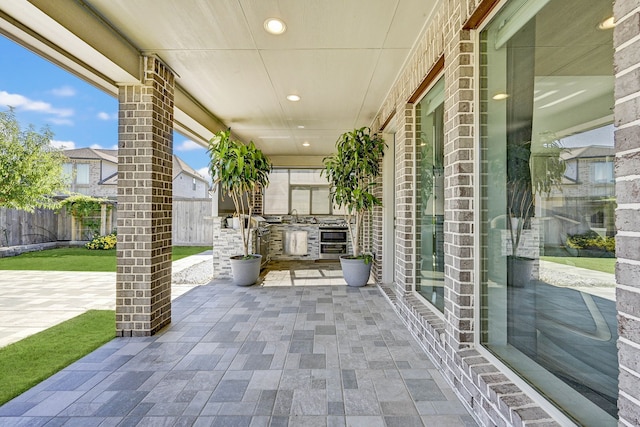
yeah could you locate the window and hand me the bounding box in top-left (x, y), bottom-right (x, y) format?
top-left (192, 178), bottom-right (197, 191)
top-left (415, 77), bottom-right (445, 312)
top-left (479, 0), bottom-right (617, 425)
top-left (63, 162), bottom-right (90, 188)
top-left (590, 161), bottom-right (614, 184)
top-left (264, 170), bottom-right (289, 214)
top-left (62, 163), bottom-right (73, 180)
top-left (75, 163), bottom-right (90, 185)
top-left (264, 169), bottom-right (332, 215)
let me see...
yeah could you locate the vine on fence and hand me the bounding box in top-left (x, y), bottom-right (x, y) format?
top-left (58, 194), bottom-right (113, 239)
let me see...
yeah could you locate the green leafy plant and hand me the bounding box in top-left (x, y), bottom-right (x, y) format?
top-left (567, 230), bottom-right (615, 253)
top-left (322, 127), bottom-right (386, 259)
top-left (59, 194), bottom-right (112, 239)
top-left (85, 232), bottom-right (117, 250)
top-left (0, 108), bottom-right (69, 211)
top-left (207, 129), bottom-right (271, 258)
top-left (507, 138), bottom-right (566, 257)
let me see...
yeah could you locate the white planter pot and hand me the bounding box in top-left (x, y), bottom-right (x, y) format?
top-left (230, 254), bottom-right (262, 286)
top-left (339, 256), bottom-right (372, 287)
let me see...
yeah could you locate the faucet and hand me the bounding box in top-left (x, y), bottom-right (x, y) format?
top-left (289, 209), bottom-right (298, 224)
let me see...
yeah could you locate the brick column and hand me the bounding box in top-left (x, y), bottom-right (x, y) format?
top-left (116, 56), bottom-right (175, 337)
top-left (393, 104), bottom-right (417, 298)
top-left (443, 26), bottom-right (476, 351)
top-left (613, 1), bottom-right (640, 423)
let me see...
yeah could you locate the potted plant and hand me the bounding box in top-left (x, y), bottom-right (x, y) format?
top-left (322, 127), bottom-right (386, 287)
top-left (208, 129), bottom-right (271, 286)
top-left (506, 137), bottom-right (565, 286)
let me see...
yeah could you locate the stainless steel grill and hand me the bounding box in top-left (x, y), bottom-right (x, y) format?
top-left (319, 226), bottom-right (348, 259)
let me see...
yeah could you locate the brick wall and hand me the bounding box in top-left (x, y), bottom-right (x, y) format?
top-left (369, 0), bottom-right (562, 425)
top-left (613, 1), bottom-right (640, 425)
top-left (115, 56), bottom-right (175, 337)
top-left (211, 217), bottom-right (257, 278)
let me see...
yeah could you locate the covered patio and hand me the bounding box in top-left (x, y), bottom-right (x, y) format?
top-left (0, 270), bottom-right (478, 426)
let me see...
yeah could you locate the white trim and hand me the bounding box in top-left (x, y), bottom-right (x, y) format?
top-left (616, 203), bottom-right (640, 210)
top-left (620, 364), bottom-right (640, 379)
top-left (617, 118), bottom-right (640, 130)
top-left (620, 336), bottom-right (640, 351)
top-left (412, 289), bottom-right (447, 321)
top-left (618, 258), bottom-right (640, 267)
top-left (616, 230), bottom-right (640, 238)
top-left (615, 152), bottom-right (640, 161)
top-left (474, 346), bottom-right (578, 426)
top-left (615, 91), bottom-right (640, 105)
top-left (615, 61), bottom-right (640, 79)
top-left (616, 5), bottom-right (640, 24)
top-left (615, 34), bottom-right (640, 53)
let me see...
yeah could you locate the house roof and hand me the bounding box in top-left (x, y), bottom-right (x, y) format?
top-left (173, 155), bottom-right (206, 181)
top-left (561, 145), bottom-right (615, 160)
top-left (65, 148), bottom-right (207, 183)
top-left (63, 147), bottom-right (117, 163)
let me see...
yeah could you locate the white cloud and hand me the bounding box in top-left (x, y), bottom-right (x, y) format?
top-left (48, 118), bottom-right (74, 126)
top-left (110, 144), bottom-right (118, 150)
top-left (97, 111), bottom-right (117, 120)
top-left (90, 144), bottom-right (103, 149)
top-left (50, 140), bottom-right (76, 149)
top-left (51, 86), bottom-right (76, 97)
top-left (196, 167), bottom-right (212, 183)
top-left (176, 139), bottom-right (205, 151)
top-left (0, 90), bottom-right (74, 122)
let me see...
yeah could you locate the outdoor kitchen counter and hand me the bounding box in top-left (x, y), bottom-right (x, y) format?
top-left (268, 223), bottom-right (320, 260)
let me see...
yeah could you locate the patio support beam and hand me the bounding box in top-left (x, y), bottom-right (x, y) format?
top-left (115, 56), bottom-right (175, 337)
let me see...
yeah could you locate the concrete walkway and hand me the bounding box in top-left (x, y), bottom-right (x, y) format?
top-left (0, 263), bottom-right (479, 426)
top-left (0, 252), bottom-right (213, 348)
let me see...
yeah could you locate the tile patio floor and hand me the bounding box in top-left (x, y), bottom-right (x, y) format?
top-left (0, 261), bottom-right (479, 427)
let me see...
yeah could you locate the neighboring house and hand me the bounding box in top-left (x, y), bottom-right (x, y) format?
top-left (62, 148), bottom-right (117, 199)
top-left (63, 148), bottom-right (210, 199)
top-left (540, 145), bottom-right (616, 247)
top-left (171, 155), bottom-right (210, 199)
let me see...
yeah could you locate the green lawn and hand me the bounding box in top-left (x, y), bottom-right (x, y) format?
top-left (0, 246), bottom-right (210, 271)
top-left (0, 310), bottom-right (115, 405)
top-left (541, 256), bottom-right (616, 274)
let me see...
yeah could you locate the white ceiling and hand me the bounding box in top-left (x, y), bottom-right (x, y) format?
top-left (0, 0), bottom-right (438, 157)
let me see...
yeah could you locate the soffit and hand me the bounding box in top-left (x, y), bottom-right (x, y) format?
top-left (1, 0), bottom-right (438, 157)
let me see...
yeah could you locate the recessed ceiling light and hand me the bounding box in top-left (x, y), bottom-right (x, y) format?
top-left (287, 94), bottom-right (301, 102)
top-left (492, 93), bottom-right (509, 100)
top-left (297, 125), bottom-right (305, 129)
top-left (302, 142), bottom-right (310, 147)
top-left (264, 18), bottom-right (286, 35)
top-left (598, 16), bottom-right (615, 30)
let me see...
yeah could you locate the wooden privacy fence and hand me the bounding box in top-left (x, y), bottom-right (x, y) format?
top-left (172, 198), bottom-right (213, 246)
top-left (0, 198), bottom-right (212, 247)
top-left (0, 207), bottom-right (61, 246)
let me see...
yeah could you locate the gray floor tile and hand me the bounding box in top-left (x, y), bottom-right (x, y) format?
top-left (299, 354), bottom-right (326, 369)
top-left (0, 262), bottom-right (478, 427)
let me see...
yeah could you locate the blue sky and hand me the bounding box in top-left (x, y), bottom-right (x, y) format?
top-left (0, 36), bottom-right (211, 181)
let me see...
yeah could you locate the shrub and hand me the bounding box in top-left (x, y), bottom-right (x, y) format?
top-left (567, 230), bottom-right (615, 253)
top-left (85, 232), bottom-right (116, 250)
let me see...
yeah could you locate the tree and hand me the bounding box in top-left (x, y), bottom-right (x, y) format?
top-left (322, 127), bottom-right (386, 258)
top-left (208, 129), bottom-right (271, 258)
top-left (0, 108), bottom-right (68, 211)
